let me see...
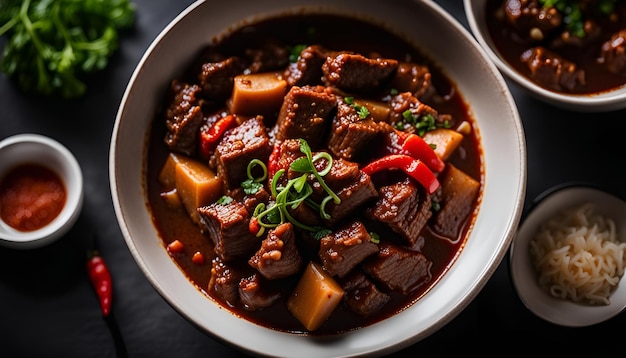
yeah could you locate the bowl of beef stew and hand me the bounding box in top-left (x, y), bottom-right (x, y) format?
top-left (110, 0), bottom-right (526, 356)
top-left (465, 0), bottom-right (626, 112)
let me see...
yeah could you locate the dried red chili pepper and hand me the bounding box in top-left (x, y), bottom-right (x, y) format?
top-left (87, 250), bottom-right (113, 317)
top-left (362, 154), bottom-right (440, 195)
top-left (199, 114), bottom-right (238, 157)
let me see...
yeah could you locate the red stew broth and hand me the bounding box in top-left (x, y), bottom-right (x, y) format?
top-left (146, 13), bottom-right (483, 334)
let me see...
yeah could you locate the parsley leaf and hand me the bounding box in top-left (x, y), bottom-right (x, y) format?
top-left (0, 0), bottom-right (135, 98)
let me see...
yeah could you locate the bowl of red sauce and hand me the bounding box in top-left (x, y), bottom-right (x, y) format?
top-left (0, 134), bottom-right (84, 249)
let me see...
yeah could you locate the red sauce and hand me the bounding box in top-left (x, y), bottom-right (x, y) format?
top-left (0, 163), bottom-right (67, 231)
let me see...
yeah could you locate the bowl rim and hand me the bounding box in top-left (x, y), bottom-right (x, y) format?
top-left (110, 0), bottom-right (526, 356)
top-left (463, 0), bottom-right (626, 112)
top-left (510, 183), bottom-right (626, 327)
top-left (0, 133), bottom-right (84, 249)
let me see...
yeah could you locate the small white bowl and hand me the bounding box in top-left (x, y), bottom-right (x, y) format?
top-left (0, 134), bottom-right (84, 249)
top-left (510, 184), bottom-right (626, 327)
top-left (464, 0), bottom-right (626, 112)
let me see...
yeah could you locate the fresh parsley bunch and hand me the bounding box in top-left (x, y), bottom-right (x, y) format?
top-left (0, 0), bottom-right (135, 98)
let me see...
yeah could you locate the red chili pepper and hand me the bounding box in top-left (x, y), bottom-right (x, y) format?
top-left (249, 217), bottom-right (261, 236)
top-left (87, 250), bottom-right (113, 317)
top-left (385, 130), bottom-right (445, 173)
top-left (200, 114), bottom-right (238, 157)
top-left (267, 140), bottom-right (282, 180)
top-left (362, 154), bottom-right (440, 195)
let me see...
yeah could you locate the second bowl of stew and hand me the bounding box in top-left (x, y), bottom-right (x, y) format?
top-left (465, 0), bottom-right (626, 112)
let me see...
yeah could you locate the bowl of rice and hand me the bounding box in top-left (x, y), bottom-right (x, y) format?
top-left (510, 184), bottom-right (626, 327)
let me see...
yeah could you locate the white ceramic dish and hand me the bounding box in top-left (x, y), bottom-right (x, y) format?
top-left (510, 185), bottom-right (626, 327)
top-left (109, 0), bottom-right (526, 356)
top-left (464, 0), bottom-right (626, 112)
top-left (0, 133), bottom-right (84, 249)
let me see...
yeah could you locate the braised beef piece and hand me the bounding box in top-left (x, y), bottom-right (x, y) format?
top-left (215, 116), bottom-right (272, 190)
top-left (362, 241), bottom-right (432, 295)
top-left (199, 56), bottom-right (247, 100)
top-left (432, 164), bottom-right (480, 239)
top-left (245, 41), bottom-right (290, 73)
top-left (209, 257), bottom-right (251, 307)
top-left (249, 223), bottom-right (303, 280)
top-left (197, 201), bottom-right (259, 262)
top-left (339, 270), bottom-right (390, 316)
top-left (327, 99), bottom-right (392, 162)
top-left (367, 178), bottom-right (432, 247)
top-left (600, 29), bottom-right (626, 75)
top-left (273, 85), bottom-right (337, 150)
top-left (520, 46), bottom-right (585, 91)
top-left (501, 0), bottom-right (562, 41)
top-left (389, 92), bottom-right (452, 134)
top-left (239, 273), bottom-right (281, 311)
top-left (389, 62), bottom-right (433, 99)
top-left (322, 53), bottom-right (398, 92)
top-left (164, 80), bottom-right (205, 156)
top-left (301, 157), bottom-right (378, 225)
top-left (319, 221), bottom-right (379, 278)
top-left (283, 45), bottom-right (333, 87)
top-left (227, 186), bottom-right (271, 215)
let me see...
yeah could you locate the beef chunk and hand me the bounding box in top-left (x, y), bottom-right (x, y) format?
top-left (389, 92), bottom-right (452, 134)
top-left (283, 45), bottom-right (332, 87)
top-left (319, 221), bottom-right (379, 278)
top-left (238, 273), bottom-right (281, 311)
top-left (209, 257), bottom-right (249, 307)
top-left (249, 223), bottom-right (303, 280)
top-left (199, 56), bottom-right (247, 100)
top-left (304, 157), bottom-right (378, 225)
top-left (367, 178), bottom-right (432, 246)
top-left (322, 53), bottom-right (398, 92)
top-left (502, 0), bottom-right (562, 40)
top-left (389, 62), bottom-right (432, 99)
top-left (245, 41), bottom-right (289, 73)
top-left (600, 29), bottom-right (626, 75)
top-left (432, 164), bottom-right (480, 239)
top-left (327, 99), bottom-right (391, 162)
top-left (274, 85), bottom-right (337, 150)
top-left (197, 201), bottom-right (259, 262)
top-left (339, 270), bottom-right (390, 316)
top-left (215, 116), bottom-right (272, 190)
top-left (164, 81), bottom-right (204, 156)
top-left (228, 186), bottom-right (270, 215)
top-left (520, 46), bottom-right (585, 91)
top-left (362, 242), bottom-right (432, 295)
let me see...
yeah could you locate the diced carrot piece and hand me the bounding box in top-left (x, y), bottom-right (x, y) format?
top-left (422, 128), bottom-right (463, 161)
top-left (230, 72), bottom-right (287, 116)
top-left (287, 262), bottom-right (344, 331)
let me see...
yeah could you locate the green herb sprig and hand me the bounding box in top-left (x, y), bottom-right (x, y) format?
top-left (0, 0), bottom-right (135, 98)
top-left (251, 139), bottom-right (339, 238)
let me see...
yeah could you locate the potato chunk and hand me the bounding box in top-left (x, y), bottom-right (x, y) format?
top-left (159, 153), bottom-right (223, 224)
top-left (230, 72), bottom-right (287, 116)
top-left (422, 128), bottom-right (463, 161)
top-left (287, 262), bottom-right (344, 331)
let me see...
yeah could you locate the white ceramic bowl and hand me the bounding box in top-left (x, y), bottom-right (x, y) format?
top-left (464, 0), bottom-right (626, 112)
top-left (511, 184), bottom-right (626, 327)
top-left (0, 134), bottom-right (84, 249)
top-left (110, 0), bottom-right (526, 356)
